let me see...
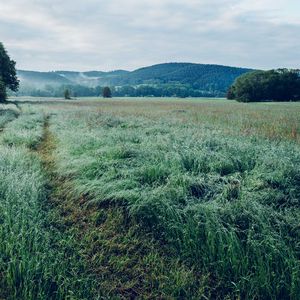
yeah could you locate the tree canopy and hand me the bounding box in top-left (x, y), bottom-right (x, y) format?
top-left (227, 69), bottom-right (300, 102)
top-left (102, 86), bottom-right (112, 98)
top-left (0, 42), bottom-right (19, 93)
top-left (0, 80), bottom-right (7, 102)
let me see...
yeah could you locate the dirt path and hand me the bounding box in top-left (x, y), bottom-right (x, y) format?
top-left (37, 115), bottom-right (93, 228)
top-left (36, 115), bottom-right (59, 185)
top-left (34, 114), bottom-right (200, 299)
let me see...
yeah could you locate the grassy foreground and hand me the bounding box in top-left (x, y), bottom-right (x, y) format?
top-left (0, 97), bottom-right (299, 299)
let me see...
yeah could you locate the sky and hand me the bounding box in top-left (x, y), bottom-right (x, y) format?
top-left (0, 0), bottom-right (299, 71)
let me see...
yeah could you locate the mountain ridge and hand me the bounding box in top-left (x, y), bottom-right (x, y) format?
top-left (17, 62), bottom-right (253, 97)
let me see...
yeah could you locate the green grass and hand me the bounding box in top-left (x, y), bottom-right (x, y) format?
top-left (0, 112), bottom-right (44, 149)
top-left (0, 105), bottom-right (19, 128)
top-left (1, 97), bottom-right (300, 299)
top-left (0, 146), bottom-right (101, 299)
top-left (0, 111), bottom-right (99, 299)
top-left (50, 105), bottom-right (300, 299)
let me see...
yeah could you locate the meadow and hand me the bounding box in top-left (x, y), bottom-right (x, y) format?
top-left (0, 97), bottom-right (299, 299)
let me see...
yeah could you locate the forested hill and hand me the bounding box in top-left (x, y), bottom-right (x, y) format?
top-left (17, 63), bottom-right (253, 97)
top-left (118, 63), bottom-right (251, 90)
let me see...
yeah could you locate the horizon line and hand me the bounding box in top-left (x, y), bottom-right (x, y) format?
top-left (16, 61), bottom-right (258, 73)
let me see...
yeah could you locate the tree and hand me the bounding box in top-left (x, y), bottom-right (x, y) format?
top-left (64, 89), bottom-right (71, 99)
top-left (0, 42), bottom-right (19, 98)
top-left (0, 80), bottom-right (7, 102)
top-left (226, 86), bottom-right (235, 100)
top-left (227, 69), bottom-right (300, 102)
top-left (102, 86), bottom-right (112, 98)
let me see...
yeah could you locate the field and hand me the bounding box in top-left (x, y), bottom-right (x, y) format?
top-left (0, 97), bottom-right (299, 299)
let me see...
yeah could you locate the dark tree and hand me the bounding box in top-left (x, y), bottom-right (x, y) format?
top-left (227, 69), bottom-right (300, 102)
top-left (226, 86), bottom-right (235, 100)
top-left (64, 89), bottom-right (71, 99)
top-left (102, 86), bottom-right (112, 98)
top-left (0, 80), bottom-right (7, 102)
top-left (0, 42), bottom-right (19, 95)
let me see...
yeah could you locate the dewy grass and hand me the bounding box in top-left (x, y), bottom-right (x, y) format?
top-left (0, 107), bottom-right (19, 128)
top-left (0, 113), bottom-right (44, 149)
top-left (50, 103), bottom-right (300, 299)
top-left (1, 99), bottom-right (300, 299)
top-left (0, 109), bottom-right (98, 299)
top-left (0, 146), bottom-right (98, 299)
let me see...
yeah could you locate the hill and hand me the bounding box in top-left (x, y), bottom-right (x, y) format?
top-left (17, 63), bottom-right (252, 97)
top-left (117, 63), bottom-right (251, 91)
top-left (18, 70), bottom-right (129, 88)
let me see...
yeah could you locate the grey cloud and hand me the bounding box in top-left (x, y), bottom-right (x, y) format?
top-left (0, 0), bottom-right (299, 71)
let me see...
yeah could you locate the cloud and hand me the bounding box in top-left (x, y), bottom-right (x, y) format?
top-left (0, 0), bottom-right (299, 71)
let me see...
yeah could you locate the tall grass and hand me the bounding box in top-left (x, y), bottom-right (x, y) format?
top-left (0, 113), bottom-right (44, 149)
top-left (50, 105), bottom-right (300, 299)
top-left (1, 98), bottom-right (299, 298)
top-left (0, 110), bottom-right (99, 299)
top-left (0, 107), bottom-right (19, 128)
top-left (0, 146), bottom-right (101, 299)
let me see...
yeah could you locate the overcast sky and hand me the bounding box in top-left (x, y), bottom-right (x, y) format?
top-left (0, 0), bottom-right (299, 71)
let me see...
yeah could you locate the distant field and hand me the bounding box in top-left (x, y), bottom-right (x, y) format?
top-left (0, 97), bottom-right (299, 299)
top-left (12, 96), bottom-right (300, 141)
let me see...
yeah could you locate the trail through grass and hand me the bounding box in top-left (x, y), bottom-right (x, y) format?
top-left (0, 112), bottom-right (99, 299)
top-left (42, 116), bottom-right (209, 298)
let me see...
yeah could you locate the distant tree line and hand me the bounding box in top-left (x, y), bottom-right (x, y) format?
top-left (16, 83), bottom-right (224, 98)
top-left (227, 69), bottom-right (300, 102)
top-left (24, 84), bottom-right (103, 98)
top-left (113, 85), bottom-right (219, 97)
